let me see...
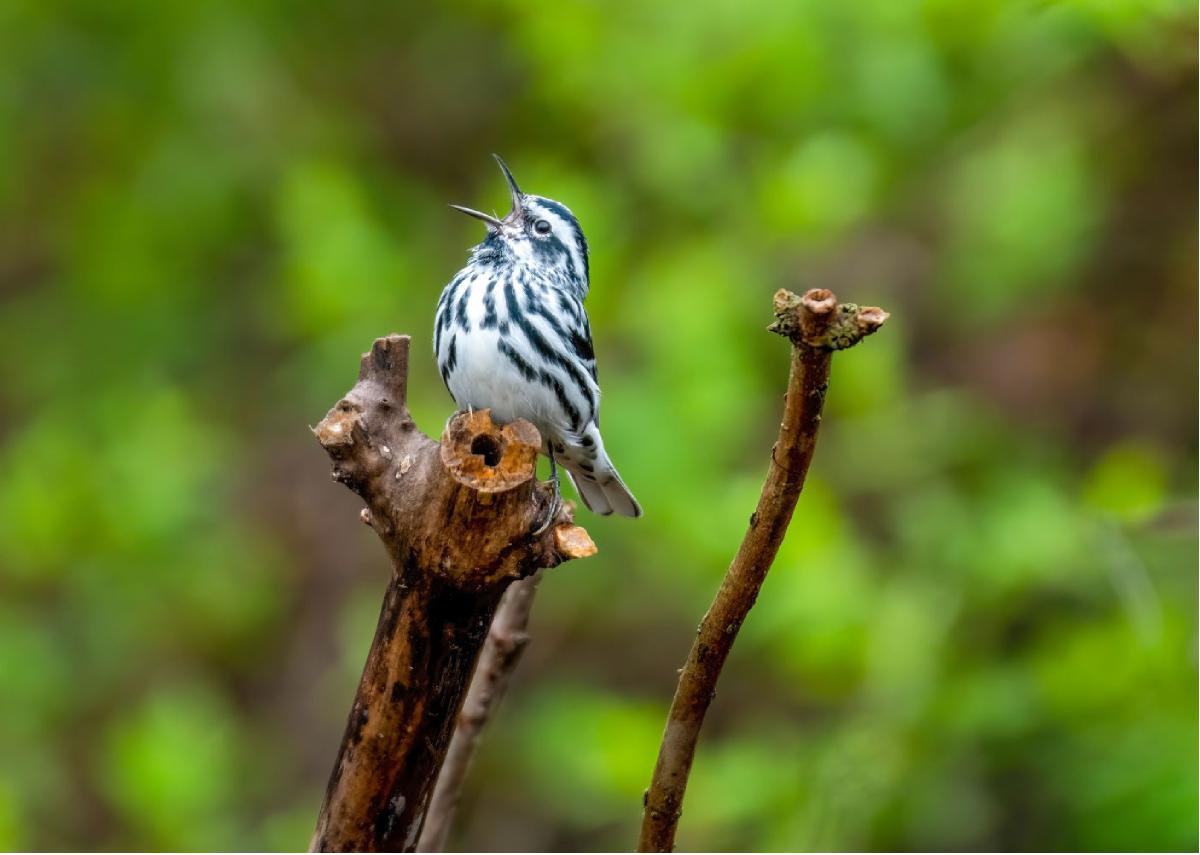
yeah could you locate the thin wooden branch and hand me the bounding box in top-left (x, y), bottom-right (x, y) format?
top-left (417, 571), bottom-right (547, 852)
top-left (637, 289), bottom-right (888, 852)
top-left (309, 335), bottom-right (596, 853)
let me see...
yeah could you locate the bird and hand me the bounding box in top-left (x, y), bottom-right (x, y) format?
top-left (434, 155), bottom-right (642, 519)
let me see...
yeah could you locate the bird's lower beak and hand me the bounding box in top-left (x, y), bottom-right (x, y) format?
top-left (449, 204), bottom-right (505, 230)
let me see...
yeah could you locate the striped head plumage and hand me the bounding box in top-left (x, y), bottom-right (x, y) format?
top-left (434, 155), bottom-right (642, 518)
top-left (450, 157), bottom-right (591, 300)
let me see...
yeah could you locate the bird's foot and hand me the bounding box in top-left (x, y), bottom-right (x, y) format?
top-left (532, 490), bottom-right (563, 537)
top-left (532, 456), bottom-right (563, 536)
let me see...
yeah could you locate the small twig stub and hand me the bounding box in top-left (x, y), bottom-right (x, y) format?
top-left (767, 287), bottom-right (889, 350)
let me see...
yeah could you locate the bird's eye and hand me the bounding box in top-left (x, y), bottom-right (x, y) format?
top-left (534, 219), bottom-right (552, 235)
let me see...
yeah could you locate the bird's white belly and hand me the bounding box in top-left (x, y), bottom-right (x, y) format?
top-left (447, 327), bottom-right (561, 437)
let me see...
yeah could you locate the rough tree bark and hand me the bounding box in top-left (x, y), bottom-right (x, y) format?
top-left (309, 334), bottom-right (595, 853)
top-left (637, 288), bottom-right (888, 852)
top-left (416, 572), bottom-right (544, 852)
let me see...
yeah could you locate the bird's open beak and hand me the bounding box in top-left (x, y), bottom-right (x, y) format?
top-left (450, 154), bottom-right (525, 231)
top-left (448, 204), bottom-right (504, 230)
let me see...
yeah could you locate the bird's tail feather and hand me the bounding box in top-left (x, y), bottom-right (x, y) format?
top-left (567, 470), bottom-right (612, 515)
top-left (565, 459), bottom-right (642, 518)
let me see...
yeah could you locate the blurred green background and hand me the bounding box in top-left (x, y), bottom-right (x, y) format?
top-left (1, 0), bottom-right (1196, 850)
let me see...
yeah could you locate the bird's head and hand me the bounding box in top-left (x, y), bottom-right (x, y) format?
top-left (452, 155), bottom-right (590, 290)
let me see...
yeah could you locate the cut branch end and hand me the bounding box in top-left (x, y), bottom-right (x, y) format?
top-left (768, 287), bottom-right (889, 351)
top-left (440, 409), bottom-right (542, 493)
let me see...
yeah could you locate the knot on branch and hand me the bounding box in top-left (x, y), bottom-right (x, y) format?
top-left (768, 288), bottom-right (889, 350)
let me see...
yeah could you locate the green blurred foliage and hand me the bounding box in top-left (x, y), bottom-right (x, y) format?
top-left (0, 0), bottom-right (1195, 850)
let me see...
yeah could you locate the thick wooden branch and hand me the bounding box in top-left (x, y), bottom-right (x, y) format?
top-left (416, 571), bottom-right (548, 852)
top-left (637, 289), bottom-right (887, 852)
top-left (309, 335), bottom-right (595, 853)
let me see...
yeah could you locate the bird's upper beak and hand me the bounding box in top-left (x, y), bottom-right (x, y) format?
top-left (450, 154), bottom-right (525, 232)
top-left (493, 153), bottom-right (524, 213)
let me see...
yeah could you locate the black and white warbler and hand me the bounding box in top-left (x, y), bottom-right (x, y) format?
top-left (434, 156), bottom-right (642, 518)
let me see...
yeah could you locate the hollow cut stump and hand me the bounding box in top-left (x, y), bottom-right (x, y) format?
top-left (309, 335), bottom-right (595, 853)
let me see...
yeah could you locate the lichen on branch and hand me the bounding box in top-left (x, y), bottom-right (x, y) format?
top-left (767, 287), bottom-right (889, 350)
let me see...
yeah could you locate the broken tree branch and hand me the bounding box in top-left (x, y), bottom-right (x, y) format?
top-left (417, 571), bottom-right (549, 852)
top-left (309, 334), bottom-right (596, 853)
top-left (637, 288), bottom-right (888, 852)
